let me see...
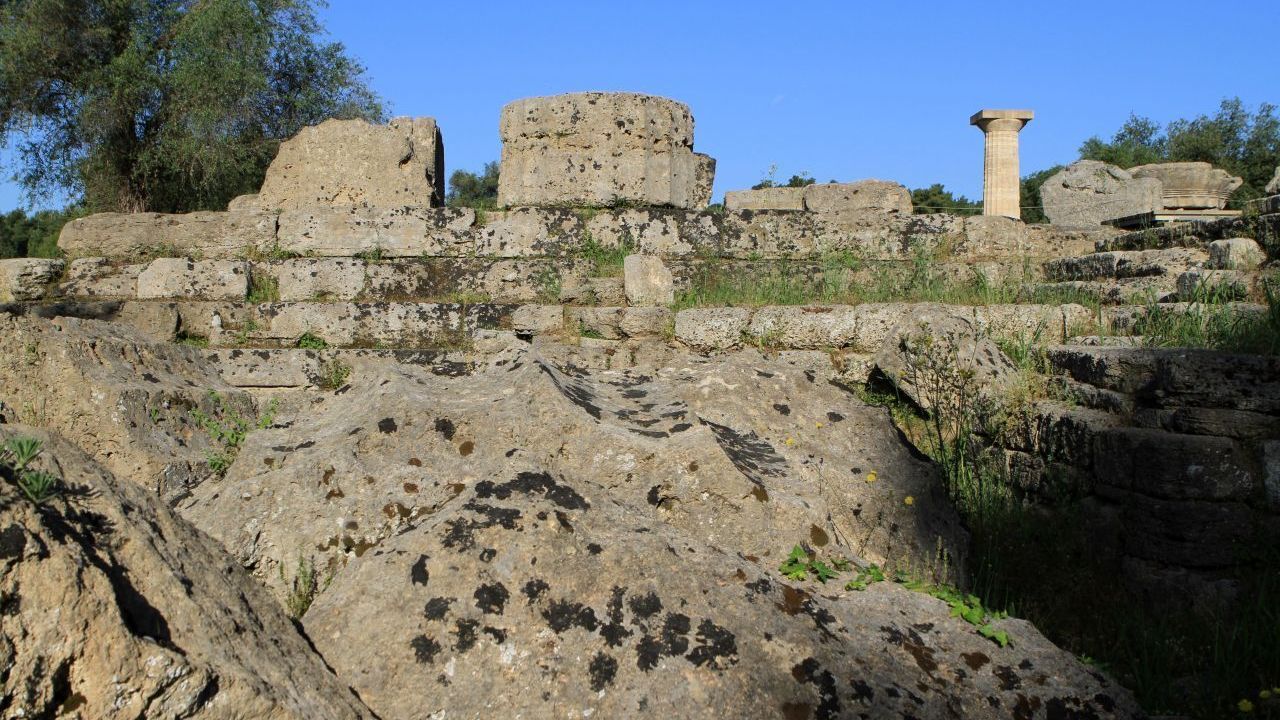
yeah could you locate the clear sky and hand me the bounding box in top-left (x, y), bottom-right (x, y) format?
top-left (2, 0), bottom-right (1276, 211)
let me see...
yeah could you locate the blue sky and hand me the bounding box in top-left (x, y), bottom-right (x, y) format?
top-left (2, 0), bottom-right (1276, 211)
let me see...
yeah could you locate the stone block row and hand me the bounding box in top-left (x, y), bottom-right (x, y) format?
top-left (723, 180), bottom-right (913, 215)
top-left (56, 204), bottom-right (1111, 263)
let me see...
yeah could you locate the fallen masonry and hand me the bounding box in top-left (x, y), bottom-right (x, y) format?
top-left (2, 90), bottom-right (1277, 719)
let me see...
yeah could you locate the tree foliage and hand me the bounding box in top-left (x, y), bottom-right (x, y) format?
top-left (1078, 98), bottom-right (1280, 205)
top-left (0, 207), bottom-right (80, 258)
top-left (910, 184), bottom-right (981, 216)
top-left (1018, 166), bottom-right (1062, 224)
top-left (0, 0), bottom-right (385, 214)
top-left (751, 165), bottom-right (819, 190)
top-left (446, 161), bottom-right (500, 209)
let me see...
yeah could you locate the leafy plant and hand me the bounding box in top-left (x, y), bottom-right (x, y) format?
top-left (778, 545), bottom-right (842, 584)
top-left (189, 392), bottom-right (278, 477)
top-left (247, 273), bottom-right (280, 304)
top-left (280, 554), bottom-right (324, 619)
top-left (1, 436), bottom-right (61, 504)
top-left (319, 360), bottom-right (351, 390)
top-left (297, 332), bottom-right (329, 350)
top-left (844, 564), bottom-right (885, 591)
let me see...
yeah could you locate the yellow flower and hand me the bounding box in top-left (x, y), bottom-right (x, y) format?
top-left (1260, 690), bottom-right (1273, 700)
top-left (865, 471), bottom-right (877, 483)
top-left (904, 496), bottom-right (915, 506)
top-left (1238, 699), bottom-right (1255, 713)
top-left (814, 422), bottom-right (824, 428)
top-left (784, 437), bottom-right (796, 446)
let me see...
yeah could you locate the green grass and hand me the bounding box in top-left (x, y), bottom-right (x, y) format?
top-left (1134, 279), bottom-right (1280, 355)
top-left (296, 332), bottom-right (328, 350)
top-left (877, 326), bottom-right (1280, 718)
top-left (672, 249), bottom-right (1102, 313)
top-left (578, 230), bottom-right (634, 277)
top-left (247, 272), bottom-right (280, 303)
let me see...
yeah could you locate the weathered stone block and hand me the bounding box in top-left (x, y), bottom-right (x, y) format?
top-left (723, 187), bottom-right (805, 212)
top-left (1130, 161), bottom-right (1243, 210)
top-left (619, 306), bottom-right (673, 337)
top-left (1176, 269), bottom-right (1250, 301)
top-left (0, 258), bottom-right (64, 301)
top-left (60, 258), bottom-right (142, 298)
top-left (1093, 427), bottom-right (1257, 502)
top-left (674, 307), bottom-right (750, 351)
top-left (272, 258), bottom-right (367, 301)
top-left (497, 92), bottom-right (713, 209)
top-left (1207, 238), bottom-right (1265, 270)
top-left (873, 311), bottom-right (1019, 410)
top-left (57, 210), bottom-right (275, 259)
top-left (257, 116), bottom-right (444, 209)
top-left (1040, 160), bottom-right (1163, 226)
top-left (511, 304), bottom-right (564, 335)
top-left (802, 180), bottom-right (912, 214)
top-left (137, 259), bottom-right (249, 300)
top-left (623, 255), bottom-right (674, 306)
top-left (274, 206), bottom-right (474, 257)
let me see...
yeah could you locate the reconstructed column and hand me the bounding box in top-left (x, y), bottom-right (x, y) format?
top-left (970, 109), bottom-right (1034, 218)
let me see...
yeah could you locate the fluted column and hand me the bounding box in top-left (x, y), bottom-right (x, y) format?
top-left (970, 109), bottom-right (1034, 218)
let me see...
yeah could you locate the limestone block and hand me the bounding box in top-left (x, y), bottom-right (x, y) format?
top-left (674, 307), bottom-right (750, 351)
top-left (257, 116), bottom-right (444, 210)
top-left (136, 259), bottom-right (249, 300)
top-left (1176, 269), bottom-right (1250, 301)
top-left (623, 255), bottom-right (674, 306)
top-left (226, 193), bottom-right (260, 211)
top-left (586, 277), bottom-right (626, 306)
top-left (497, 92), bottom-right (714, 209)
top-left (474, 208), bottom-right (579, 257)
top-left (747, 306), bottom-right (862, 349)
top-left (60, 258), bottom-right (142, 298)
top-left (569, 307), bottom-right (625, 340)
top-left (1267, 166), bottom-right (1280, 195)
top-left (873, 311), bottom-right (1019, 410)
top-left (511, 304), bottom-right (564, 335)
top-left (58, 210), bottom-right (275, 259)
top-left (619, 306), bottom-right (673, 337)
top-left (273, 258), bottom-right (367, 301)
top-left (723, 187), bottom-right (805, 212)
top-left (961, 216), bottom-right (1029, 257)
top-left (802, 180), bottom-right (912, 215)
top-left (1129, 162), bottom-right (1243, 210)
top-left (0, 258), bottom-right (64, 301)
top-left (1207, 238), bottom-right (1265, 270)
top-left (275, 206), bottom-right (474, 257)
top-left (1040, 161), bottom-right (1163, 226)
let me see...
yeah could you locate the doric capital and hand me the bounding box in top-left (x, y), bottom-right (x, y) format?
top-left (970, 109), bottom-right (1034, 133)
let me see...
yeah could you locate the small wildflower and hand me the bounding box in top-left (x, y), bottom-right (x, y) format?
top-left (903, 496), bottom-right (915, 506)
top-left (865, 471), bottom-right (877, 483)
top-left (1260, 690), bottom-right (1273, 700)
top-left (1238, 699), bottom-right (1255, 713)
top-left (784, 437), bottom-right (796, 446)
top-left (814, 422), bottom-right (824, 428)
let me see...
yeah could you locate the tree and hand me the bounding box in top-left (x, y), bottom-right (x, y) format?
top-left (446, 161), bottom-right (500, 209)
top-left (1019, 166), bottom-right (1062, 224)
top-left (0, 207), bottom-right (79, 258)
top-left (1077, 98), bottom-right (1280, 206)
top-left (910, 184), bottom-right (981, 216)
top-left (0, 0), bottom-right (384, 214)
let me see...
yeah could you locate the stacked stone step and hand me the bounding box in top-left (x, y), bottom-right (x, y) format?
top-left (995, 344), bottom-right (1280, 606)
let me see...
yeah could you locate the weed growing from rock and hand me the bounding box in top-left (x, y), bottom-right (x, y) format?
top-left (0, 436), bottom-right (61, 504)
top-left (188, 391), bottom-right (278, 477)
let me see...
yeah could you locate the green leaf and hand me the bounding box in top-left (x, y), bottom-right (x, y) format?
top-left (811, 561), bottom-right (838, 583)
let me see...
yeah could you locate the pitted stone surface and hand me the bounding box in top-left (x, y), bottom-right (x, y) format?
top-left (724, 187), bottom-right (805, 211)
top-left (1129, 162), bottom-right (1243, 210)
top-left (0, 258), bottom-right (63, 301)
top-left (1040, 160), bottom-right (1163, 226)
top-left (0, 315), bottom-right (254, 499)
top-left (623, 255), bottom-right (674, 306)
top-left (59, 257), bottom-right (143, 298)
top-left (802, 180), bottom-right (913, 215)
top-left (57, 209), bottom-right (275, 259)
top-left (1207, 237), bottom-right (1265, 270)
top-left (137, 258), bottom-right (250, 300)
top-left (169, 348), bottom-right (1139, 719)
top-left (498, 92), bottom-right (714, 209)
top-left (257, 116), bottom-right (444, 209)
top-left (0, 426), bottom-right (374, 719)
top-left (675, 307), bottom-right (751, 350)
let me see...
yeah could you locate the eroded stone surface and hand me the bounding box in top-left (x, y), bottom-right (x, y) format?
top-left (623, 255), bottom-right (674, 306)
top-left (0, 426), bottom-right (374, 719)
top-left (257, 116), bottom-right (444, 209)
top-left (1040, 160), bottom-right (1163, 226)
top-left (137, 258), bottom-right (250, 300)
top-left (802, 180), bottom-right (912, 215)
top-left (0, 258), bottom-right (63, 301)
top-left (57, 210), bottom-right (275, 259)
top-left (498, 92), bottom-right (713, 209)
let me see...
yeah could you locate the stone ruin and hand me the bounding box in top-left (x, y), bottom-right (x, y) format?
top-left (1043, 159), bottom-right (1246, 227)
top-left (1, 91), bottom-right (1277, 719)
